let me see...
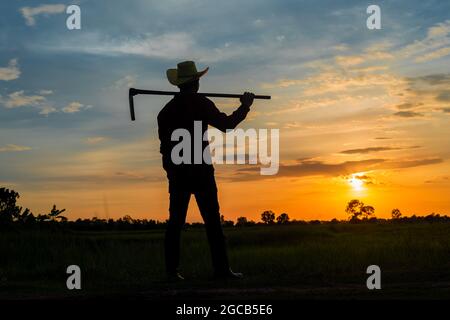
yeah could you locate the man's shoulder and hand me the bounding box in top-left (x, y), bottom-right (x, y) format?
top-left (157, 98), bottom-right (176, 119)
top-left (157, 94), bottom-right (215, 121)
top-left (196, 95), bottom-right (215, 108)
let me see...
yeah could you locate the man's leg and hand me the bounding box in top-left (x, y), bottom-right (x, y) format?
top-left (194, 189), bottom-right (230, 275)
top-left (165, 190), bottom-right (191, 275)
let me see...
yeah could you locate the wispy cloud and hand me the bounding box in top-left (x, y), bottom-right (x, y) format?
top-left (35, 30), bottom-right (292, 63)
top-left (437, 91), bottom-right (450, 102)
top-left (25, 171), bottom-right (164, 185)
top-left (2, 90), bottom-right (91, 116)
top-left (3, 90), bottom-right (46, 108)
top-left (393, 111), bottom-right (424, 118)
top-left (20, 4), bottom-right (66, 26)
top-left (234, 159), bottom-right (385, 181)
top-left (85, 136), bottom-right (107, 144)
top-left (62, 102), bottom-right (91, 113)
top-left (335, 55), bottom-right (365, 67)
top-left (412, 74), bottom-right (450, 85)
top-left (233, 158), bottom-right (443, 181)
top-left (332, 44), bottom-right (349, 52)
top-left (39, 90), bottom-right (53, 95)
top-left (399, 20), bottom-right (450, 62)
top-left (39, 105), bottom-right (58, 116)
top-left (0, 144), bottom-right (32, 152)
top-left (416, 47), bottom-right (450, 62)
top-left (0, 59), bottom-right (20, 81)
top-left (112, 75), bottom-right (136, 89)
top-left (53, 32), bottom-right (201, 61)
top-left (425, 176), bottom-right (450, 184)
top-left (374, 137), bottom-right (392, 140)
top-left (339, 146), bottom-right (420, 154)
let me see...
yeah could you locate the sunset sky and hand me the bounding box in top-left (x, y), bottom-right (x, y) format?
top-left (1, 0), bottom-right (449, 222)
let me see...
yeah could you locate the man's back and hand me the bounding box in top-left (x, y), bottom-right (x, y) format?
top-left (157, 92), bottom-right (250, 193)
top-left (158, 93), bottom-right (214, 168)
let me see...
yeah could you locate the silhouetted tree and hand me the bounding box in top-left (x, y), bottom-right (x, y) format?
top-left (236, 216), bottom-right (248, 227)
top-left (36, 205), bottom-right (66, 223)
top-left (346, 199), bottom-right (375, 221)
top-left (220, 215), bottom-right (234, 227)
top-left (391, 208), bottom-right (402, 220)
top-left (17, 208), bottom-right (35, 224)
top-left (0, 187), bottom-right (20, 223)
top-left (346, 199), bottom-right (362, 221)
top-left (122, 215), bottom-right (134, 224)
top-left (361, 205), bottom-right (375, 218)
top-left (261, 210), bottom-right (275, 224)
top-left (276, 213), bottom-right (290, 224)
top-left (49, 205), bottom-right (67, 222)
top-left (0, 187), bottom-right (34, 225)
top-left (425, 213), bottom-right (443, 223)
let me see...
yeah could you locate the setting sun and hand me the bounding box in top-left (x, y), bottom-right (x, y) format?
top-left (348, 174), bottom-right (364, 192)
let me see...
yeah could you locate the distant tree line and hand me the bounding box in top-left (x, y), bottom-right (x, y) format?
top-left (1, 188), bottom-right (449, 231)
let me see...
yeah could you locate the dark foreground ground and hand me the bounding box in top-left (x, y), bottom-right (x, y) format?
top-left (1, 222), bottom-right (450, 300)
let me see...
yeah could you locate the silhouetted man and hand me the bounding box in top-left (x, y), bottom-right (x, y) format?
top-left (158, 61), bottom-right (254, 280)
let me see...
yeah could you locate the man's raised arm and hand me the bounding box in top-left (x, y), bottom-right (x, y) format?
top-left (206, 92), bottom-right (255, 132)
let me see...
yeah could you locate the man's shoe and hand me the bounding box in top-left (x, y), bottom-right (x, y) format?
top-left (167, 272), bottom-right (185, 281)
top-left (214, 268), bottom-right (244, 280)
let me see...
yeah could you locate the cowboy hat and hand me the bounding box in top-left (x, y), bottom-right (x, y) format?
top-left (166, 61), bottom-right (209, 86)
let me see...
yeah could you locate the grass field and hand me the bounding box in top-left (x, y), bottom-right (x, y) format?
top-left (1, 222), bottom-right (450, 300)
